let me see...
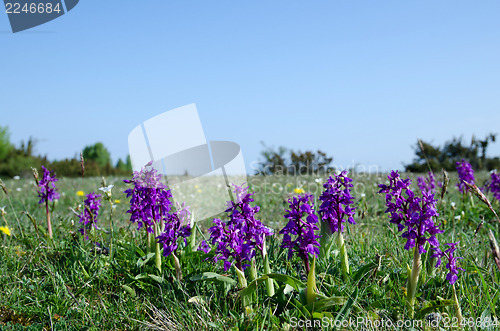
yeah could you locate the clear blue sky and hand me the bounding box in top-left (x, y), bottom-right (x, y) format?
top-left (1, 1), bottom-right (500, 174)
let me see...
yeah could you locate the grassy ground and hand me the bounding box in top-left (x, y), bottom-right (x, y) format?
top-left (0, 171), bottom-right (499, 330)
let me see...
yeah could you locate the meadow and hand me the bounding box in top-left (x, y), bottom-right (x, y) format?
top-left (0, 167), bottom-right (499, 331)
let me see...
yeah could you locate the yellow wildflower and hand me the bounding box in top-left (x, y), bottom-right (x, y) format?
top-left (76, 191), bottom-right (85, 197)
top-left (294, 188), bottom-right (305, 194)
top-left (0, 226), bottom-right (11, 236)
top-left (114, 199), bottom-right (121, 204)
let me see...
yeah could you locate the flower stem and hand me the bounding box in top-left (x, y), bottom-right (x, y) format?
top-left (248, 257), bottom-right (257, 282)
top-left (452, 284), bottom-right (463, 327)
top-left (234, 266), bottom-right (251, 315)
top-left (306, 256), bottom-right (317, 305)
top-left (154, 222), bottom-right (161, 273)
top-left (146, 231), bottom-right (151, 253)
top-left (262, 240), bottom-right (275, 297)
top-left (407, 247), bottom-right (422, 317)
top-left (109, 201), bottom-right (114, 260)
top-left (338, 231), bottom-right (350, 276)
top-left (319, 221), bottom-right (334, 260)
top-left (172, 252), bottom-right (182, 281)
top-left (46, 200), bottom-right (53, 239)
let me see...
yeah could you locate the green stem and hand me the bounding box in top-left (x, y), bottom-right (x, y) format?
top-left (46, 200), bottom-right (53, 239)
top-left (109, 201), bottom-right (114, 260)
top-left (407, 247), bottom-right (422, 317)
top-left (262, 240), bottom-right (275, 297)
top-left (248, 258), bottom-right (257, 282)
top-left (319, 221), bottom-right (333, 260)
top-left (147, 231), bottom-right (155, 253)
top-left (452, 284), bottom-right (463, 327)
top-left (172, 252), bottom-right (182, 281)
top-left (306, 256), bottom-right (317, 305)
top-left (2, 214), bottom-right (10, 229)
top-left (235, 266), bottom-right (250, 315)
top-left (338, 231), bottom-right (350, 276)
top-left (154, 222), bottom-right (161, 273)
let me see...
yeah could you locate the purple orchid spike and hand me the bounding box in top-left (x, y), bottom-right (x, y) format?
top-left (78, 192), bottom-right (102, 240)
top-left (37, 166), bottom-right (60, 204)
top-left (205, 183), bottom-right (273, 271)
top-left (379, 171), bottom-right (443, 254)
top-left (319, 170), bottom-right (356, 234)
top-left (456, 159), bottom-right (475, 193)
top-left (279, 193), bottom-right (320, 274)
top-left (432, 242), bottom-right (464, 285)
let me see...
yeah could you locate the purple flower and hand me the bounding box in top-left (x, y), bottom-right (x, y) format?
top-left (488, 171), bottom-right (500, 202)
top-left (156, 205), bottom-right (191, 257)
top-left (416, 172), bottom-right (436, 194)
top-left (431, 242), bottom-right (464, 285)
top-left (198, 240), bottom-right (211, 254)
top-left (124, 162), bottom-right (173, 233)
top-left (456, 159), bottom-right (475, 193)
top-left (379, 171), bottom-right (443, 254)
top-left (207, 184), bottom-right (273, 271)
top-left (78, 192), bottom-right (102, 239)
top-left (37, 166), bottom-right (60, 204)
top-left (318, 171), bottom-right (356, 233)
top-left (279, 193), bottom-right (320, 272)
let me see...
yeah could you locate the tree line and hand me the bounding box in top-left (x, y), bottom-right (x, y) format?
top-left (1, 125), bottom-right (499, 178)
top-left (0, 126), bottom-right (131, 177)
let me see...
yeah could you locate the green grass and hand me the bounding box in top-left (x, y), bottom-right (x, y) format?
top-left (0, 172), bottom-right (499, 330)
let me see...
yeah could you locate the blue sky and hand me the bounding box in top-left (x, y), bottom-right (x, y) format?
top-left (1, 0), bottom-right (499, 173)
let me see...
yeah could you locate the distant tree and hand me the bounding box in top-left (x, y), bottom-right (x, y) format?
top-left (405, 133), bottom-right (500, 172)
top-left (289, 150), bottom-right (333, 175)
top-left (0, 126), bottom-right (13, 161)
top-left (19, 137), bottom-right (36, 157)
top-left (116, 154), bottom-right (132, 172)
top-left (255, 143), bottom-right (289, 175)
top-left (256, 142), bottom-right (334, 175)
top-left (82, 142), bottom-right (112, 168)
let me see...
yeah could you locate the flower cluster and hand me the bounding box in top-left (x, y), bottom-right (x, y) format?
top-left (37, 166), bottom-right (60, 204)
top-left (280, 193), bottom-right (321, 267)
top-left (318, 171), bottom-right (356, 233)
top-left (204, 184), bottom-right (273, 271)
top-left (432, 242), bottom-right (464, 285)
top-left (78, 192), bottom-right (102, 239)
top-left (416, 172), bottom-right (436, 194)
top-left (488, 171), bottom-right (500, 202)
top-left (456, 159), bottom-right (475, 193)
top-left (156, 203), bottom-right (191, 256)
top-left (124, 161), bottom-right (173, 232)
top-left (379, 171), bottom-right (442, 254)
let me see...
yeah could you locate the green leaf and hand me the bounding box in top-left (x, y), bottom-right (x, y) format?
top-left (415, 299), bottom-right (455, 319)
top-left (304, 296), bottom-right (346, 313)
top-left (121, 284), bottom-right (136, 298)
top-left (267, 273), bottom-right (306, 292)
top-left (136, 252), bottom-right (155, 268)
top-left (188, 296), bottom-right (208, 306)
top-left (148, 274), bottom-right (164, 283)
top-left (189, 272), bottom-right (236, 285)
top-left (78, 260), bottom-right (90, 280)
top-left (333, 287), bottom-right (358, 326)
top-left (135, 273), bottom-right (148, 280)
top-left (239, 273), bottom-right (306, 299)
